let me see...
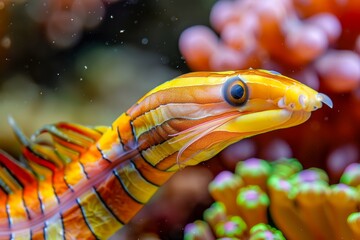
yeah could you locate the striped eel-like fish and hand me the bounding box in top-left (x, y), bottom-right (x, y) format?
top-left (0, 69), bottom-right (332, 239)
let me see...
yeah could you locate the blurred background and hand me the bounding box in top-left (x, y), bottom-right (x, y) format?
top-left (1, 0), bottom-right (360, 239)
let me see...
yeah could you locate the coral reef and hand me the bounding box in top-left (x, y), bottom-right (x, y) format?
top-left (184, 158), bottom-right (360, 240)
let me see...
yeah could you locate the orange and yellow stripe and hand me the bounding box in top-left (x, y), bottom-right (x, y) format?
top-left (0, 69), bottom-right (332, 239)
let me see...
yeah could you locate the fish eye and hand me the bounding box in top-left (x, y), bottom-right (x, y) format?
top-left (223, 76), bottom-right (248, 106)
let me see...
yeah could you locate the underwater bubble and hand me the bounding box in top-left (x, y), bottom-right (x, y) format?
top-left (141, 38), bottom-right (149, 45)
top-left (1, 36), bottom-right (11, 49)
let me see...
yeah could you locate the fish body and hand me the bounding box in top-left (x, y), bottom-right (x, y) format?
top-left (0, 69), bottom-right (332, 239)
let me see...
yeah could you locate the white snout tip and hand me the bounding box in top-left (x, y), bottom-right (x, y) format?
top-left (317, 93), bottom-right (333, 109)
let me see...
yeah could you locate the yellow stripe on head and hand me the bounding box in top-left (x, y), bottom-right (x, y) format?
top-left (135, 71), bottom-right (236, 104)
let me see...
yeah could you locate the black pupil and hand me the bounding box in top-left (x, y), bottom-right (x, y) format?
top-left (230, 84), bottom-right (244, 99)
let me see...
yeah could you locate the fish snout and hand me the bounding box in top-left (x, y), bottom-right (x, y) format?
top-left (277, 88), bottom-right (333, 112)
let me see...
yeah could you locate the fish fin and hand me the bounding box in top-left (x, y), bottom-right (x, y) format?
top-left (7, 117), bottom-right (109, 180)
top-left (0, 149), bottom-right (36, 194)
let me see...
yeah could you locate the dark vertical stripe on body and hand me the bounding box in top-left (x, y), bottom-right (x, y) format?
top-left (60, 213), bottom-right (66, 240)
top-left (3, 196), bottom-right (11, 234)
top-left (128, 118), bottom-right (137, 144)
top-left (76, 199), bottom-right (99, 240)
top-left (37, 182), bottom-right (47, 216)
top-left (78, 162), bottom-right (89, 179)
top-left (114, 161), bottom-right (158, 204)
top-left (63, 174), bottom-right (74, 193)
top-left (133, 154), bottom-right (174, 186)
top-left (96, 170), bottom-right (143, 224)
top-left (21, 190), bottom-right (31, 221)
top-left (129, 158), bottom-right (160, 187)
top-left (6, 197), bottom-right (11, 227)
top-left (52, 174), bottom-right (61, 204)
top-left (139, 150), bottom-right (154, 166)
top-left (112, 170), bottom-right (143, 205)
top-left (43, 222), bottom-right (47, 240)
top-left (96, 146), bottom-right (111, 163)
top-left (116, 113), bottom-right (135, 151)
top-left (93, 188), bottom-right (124, 225)
top-left (116, 126), bottom-right (126, 151)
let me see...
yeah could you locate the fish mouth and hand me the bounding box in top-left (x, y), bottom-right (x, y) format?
top-left (217, 109), bottom-right (311, 135)
top-left (276, 92), bottom-right (333, 112)
top-left (218, 90), bottom-right (333, 137)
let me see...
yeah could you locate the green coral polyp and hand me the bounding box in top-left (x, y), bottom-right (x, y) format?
top-left (184, 158), bottom-right (360, 240)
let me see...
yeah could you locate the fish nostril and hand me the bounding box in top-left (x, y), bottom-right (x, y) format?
top-left (299, 94), bottom-right (306, 108)
top-left (278, 97), bottom-right (286, 108)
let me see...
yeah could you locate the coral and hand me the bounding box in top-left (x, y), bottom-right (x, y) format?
top-left (184, 158), bottom-right (360, 239)
top-left (179, 0), bottom-right (360, 177)
top-left (179, 0), bottom-right (360, 94)
top-left (25, 0), bottom-right (120, 48)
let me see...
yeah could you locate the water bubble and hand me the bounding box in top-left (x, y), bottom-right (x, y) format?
top-left (1, 36), bottom-right (11, 49)
top-left (141, 38), bottom-right (149, 45)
